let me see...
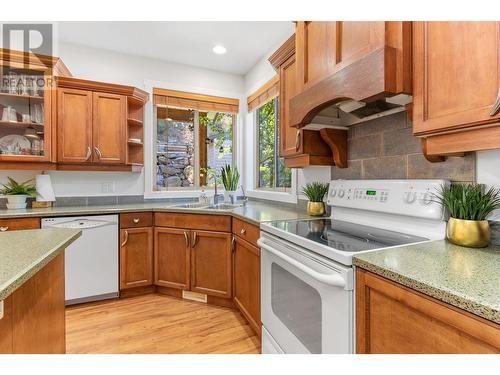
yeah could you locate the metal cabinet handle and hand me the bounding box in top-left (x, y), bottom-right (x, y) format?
top-left (0, 227), bottom-right (8, 232)
top-left (85, 147), bottom-right (92, 161)
top-left (192, 231), bottom-right (197, 248)
top-left (295, 130), bottom-right (301, 151)
top-left (231, 236), bottom-right (236, 252)
top-left (490, 88), bottom-right (500, 116)
top-left (94, 146), bottom-right (102, 160)
top-left (240, 228), bottom-right (246, 235)
top-left (184, 231), bottom-right (189, 247)
top-left (121, 230), bottom-right (129, 247)
top-left (133, 218), bottom-right (140, 224)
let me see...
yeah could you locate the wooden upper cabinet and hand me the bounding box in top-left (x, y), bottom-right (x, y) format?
top-left (154, 227), bottom-right (191, 290)
top-left (57, 88), bottom-right (93, 163)
top-left (190, 230), bottom-right (232, 299)
top-left (120, 227), bottom-right (153, 290)
top-left (92, 92), bottom-right (126, 164)
top-left (295, 21), bottom-right (385, 93)
top-left (413, 22), bottom-right (500, 136)
top-left (291, 21), bottom-right (411, 128)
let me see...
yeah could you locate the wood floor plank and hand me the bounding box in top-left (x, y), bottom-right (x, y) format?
top-left (65, 294), bottom-right (261, 354)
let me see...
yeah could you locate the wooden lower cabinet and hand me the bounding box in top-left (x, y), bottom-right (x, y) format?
top-left (190, 230), bottom-right (232, 298)
top-left (119, 227), bottom-right (153, 290)
top-left (0, 253), bottom-right (66, 354)
top-left (154, 227), bottom-right (190, 290)
top-left (233, 236), bottom-right (261, 336)
top-left (0, 217), bottom-right (40, 231)
top-left (356, 269), bottom-right (500, 353)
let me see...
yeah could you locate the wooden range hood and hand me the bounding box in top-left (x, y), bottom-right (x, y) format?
top-left (288, 22), bottom-right (413, 166)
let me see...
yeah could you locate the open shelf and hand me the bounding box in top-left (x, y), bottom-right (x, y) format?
top-left (127, 118), bottom-right (143, 126)
top-left (0, 92), bottom-right (44, 101)
top-left (0, 120), bottom-right (44, 128)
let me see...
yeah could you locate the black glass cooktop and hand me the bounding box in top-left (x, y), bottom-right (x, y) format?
top-left (268, 219), bottom-right (429, 252)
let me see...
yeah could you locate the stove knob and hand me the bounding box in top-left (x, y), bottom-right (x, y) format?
top-left (338, 189), bottom-right (345, 198)
top-left (330, 189), bottom-right (337, 197)
top-left (405, 192), bottom-right (417, 203)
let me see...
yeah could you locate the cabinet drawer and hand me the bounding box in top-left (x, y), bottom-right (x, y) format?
top-left (0, 218), bottom-right (40, 231)
top-left (120, 212), bottom-right (153, 228)
top-left (232, 218), bottom-right (260, 247)
top-left (155, 212), bottom-right (231, 232)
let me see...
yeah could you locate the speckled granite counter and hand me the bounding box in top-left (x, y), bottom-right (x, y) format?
top-left (0, 200), bottom-right (310, 225)
top-left (0, 228), bottom-right (81, 300)
top-left (353, 240), bottom-right (500, 324)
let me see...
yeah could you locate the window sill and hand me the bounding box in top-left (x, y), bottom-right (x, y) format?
top-left (245, 189), bottom-right (297, 204)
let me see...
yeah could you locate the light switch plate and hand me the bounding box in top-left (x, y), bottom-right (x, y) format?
top-left (101, 182), bottom-right (115, 193)
top-left (0, 300), bottom-right (4, 320)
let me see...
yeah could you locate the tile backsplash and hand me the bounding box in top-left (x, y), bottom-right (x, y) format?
top-left (331, 111), bottom-right (476, 182)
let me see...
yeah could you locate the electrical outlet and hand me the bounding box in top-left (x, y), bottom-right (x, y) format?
top-left (101, 182), bottom-right (115, 193)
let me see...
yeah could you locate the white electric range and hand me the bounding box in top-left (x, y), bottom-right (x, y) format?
top-left (258, 179), bottom-right (449, 354)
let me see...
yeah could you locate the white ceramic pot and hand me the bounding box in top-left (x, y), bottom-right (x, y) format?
top-left (6, 195), bottom-right (28, 209)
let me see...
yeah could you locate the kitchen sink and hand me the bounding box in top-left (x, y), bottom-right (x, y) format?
top-left (208, 203), bottom-right (243, 210)
top-left (172, 202), bottom-right (211, 209)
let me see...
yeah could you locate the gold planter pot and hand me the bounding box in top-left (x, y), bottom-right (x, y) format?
top-left (307, 202), bottom-right (325, 217)
top-left (446, 217), bottom-right (490, 248)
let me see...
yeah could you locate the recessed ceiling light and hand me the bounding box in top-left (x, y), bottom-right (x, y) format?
top-left (212, 45), bottom-right (227, 55)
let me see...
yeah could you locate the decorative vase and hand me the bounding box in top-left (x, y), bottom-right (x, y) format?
top-left (307, 201), bottom-right (325, 217)
top-left (224, 190), bottom-right (237, 204)
top-left (446, 217), bottom-right (490, 248)
top-left (6, 195), bottom-right (28, 209)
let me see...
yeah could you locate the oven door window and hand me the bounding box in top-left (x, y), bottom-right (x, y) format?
top-left (271, 262), bottom-right (322, 354)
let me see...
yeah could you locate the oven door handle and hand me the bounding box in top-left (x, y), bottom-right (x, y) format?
top-left (258, 239), bottom-right (347, 289)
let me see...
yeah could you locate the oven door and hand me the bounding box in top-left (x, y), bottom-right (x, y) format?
top-left (258, 234), bottom-right (354, 354)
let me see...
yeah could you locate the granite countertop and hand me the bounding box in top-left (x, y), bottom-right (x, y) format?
top-left (0, 200), bottom-right (310, 225)
top-left (353, 240), bottom-right (500, 324)
top-left (0, 228), bottom-right (82, 300)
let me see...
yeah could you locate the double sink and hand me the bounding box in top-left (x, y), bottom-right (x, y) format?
top-left (172, 202), bottom-right (243, 211)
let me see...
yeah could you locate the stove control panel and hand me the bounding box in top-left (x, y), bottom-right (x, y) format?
top-left (327, 179), bottom-right (449, 220)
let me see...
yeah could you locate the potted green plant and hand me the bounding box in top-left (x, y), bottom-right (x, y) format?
top-left (302, 182), bottom-right (329, 216)
top-left (221, 164), bottom-right (240, 203)
top-left (1, 177), bottom-right (38, 209)
top-left (435, 183), bottom-right (500, 248)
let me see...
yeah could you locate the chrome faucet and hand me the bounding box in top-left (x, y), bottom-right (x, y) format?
top-left (213, 179), bottom-right (223, 205)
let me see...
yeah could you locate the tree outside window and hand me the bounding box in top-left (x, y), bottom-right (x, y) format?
top-left (257, 97), bottom-right (291, 190)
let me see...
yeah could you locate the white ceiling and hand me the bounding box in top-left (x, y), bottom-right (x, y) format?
top-left (55, 22), bottom-right (295, 75)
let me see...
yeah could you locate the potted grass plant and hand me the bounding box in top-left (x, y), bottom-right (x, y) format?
top-left (1, 177), bottom-right (38, 209)
top-left (221, 164), bottom-right (240, 204)
top-left (435, 183), bottom-right (500, 248)
top-left (302, 182), bottom-right (329, 216)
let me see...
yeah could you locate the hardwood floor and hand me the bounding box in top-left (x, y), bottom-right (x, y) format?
top-left (65, 294), bottom-right (261, 354)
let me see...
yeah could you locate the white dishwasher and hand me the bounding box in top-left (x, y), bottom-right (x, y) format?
top-left (42, 215), bottom-right (119, 305)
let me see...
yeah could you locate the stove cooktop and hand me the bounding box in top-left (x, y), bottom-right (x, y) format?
top-left (267, 219), bottom-right (429, 253)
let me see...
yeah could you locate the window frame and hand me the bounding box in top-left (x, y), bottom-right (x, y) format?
top-left (153, 104), bottom-right (236, 191)
top-left (254, 97), bottom-right (291, 193)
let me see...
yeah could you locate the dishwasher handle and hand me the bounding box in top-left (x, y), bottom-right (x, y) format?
top-left (258, 239), bottom-right (347, 289)
top-left (45, 219), bottom-right (116, 230)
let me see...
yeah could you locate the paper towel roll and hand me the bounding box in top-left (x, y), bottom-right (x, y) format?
top-left (35, 174), bottom-right (55, 202)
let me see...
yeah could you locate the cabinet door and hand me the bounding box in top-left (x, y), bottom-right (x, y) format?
top-left (413, 22), bottom-right (500, 135)
top-left (119, 227), bottom-right (153, 290)
top-left (57, 88), bottom-right (93, 163)
top-left (279, 55), bottom-right (301, 156)
top-left (356, 269), bottom-right (500, 354)
top-left (154, 227), bottom-right (191, 290)
top-left (190, 230), bottom-right (232, 298)
top-left (233, 236), bottom-right (261, 336)
top-left (92, 92), bottom-right (126, 164)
